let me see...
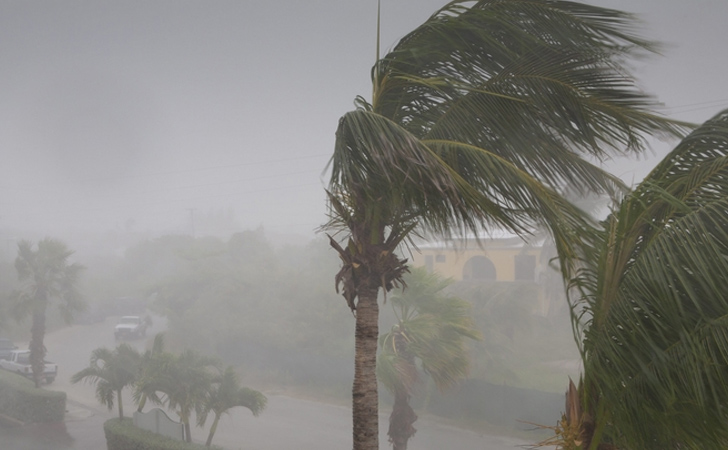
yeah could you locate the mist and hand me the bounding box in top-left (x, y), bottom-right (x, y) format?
top-left (0, 0), bottom-right (727, 449)
top-left (1, 0), bottom-right (726, 244)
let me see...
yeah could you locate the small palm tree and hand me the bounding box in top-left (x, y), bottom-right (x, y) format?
top-left (378, 268), bottom-right (481, 450)
top-left (198, 365), bottom-right (267, 447)
top-left (71, 344), bottom-right (141, 419)
top-left (324, 2), bottom-right (688, 448)
top-left (10, 238), bottom-right (85, 387)
top-left (133, 333), bottom-right (171, 413)
top-left (136, 346), bottom-right (220, 443)
top-left (557, 109), bottom-right (728, 449)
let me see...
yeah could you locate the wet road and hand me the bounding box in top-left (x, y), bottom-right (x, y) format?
top-left (1, 317), bottom-right (537, 450)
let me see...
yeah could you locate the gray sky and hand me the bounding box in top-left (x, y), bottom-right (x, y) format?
top-left (1, 1), bottom-right (726, 241)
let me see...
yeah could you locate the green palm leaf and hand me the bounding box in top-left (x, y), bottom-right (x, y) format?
top-left (325, 2), bottom-right (692, 449)
top-left (568, 109), bottom-right (728, 449)
top-left (71, 344), bottom-right (141, 419)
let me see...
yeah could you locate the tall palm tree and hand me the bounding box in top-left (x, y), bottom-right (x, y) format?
top-left (323, 1), bottom-right (689, 448)
top-left (10, 238), bottom-right (85, 387)
top-left (136, 347), bottom-right (220, 443)
top-left (378, 267), bottom-right (481, 450)
top-left (554, 109), bottom-right (728, 449)
top-left (71, 344), bottom-right (141, 419)
top-left (198, 365), bottom-right (267, 447)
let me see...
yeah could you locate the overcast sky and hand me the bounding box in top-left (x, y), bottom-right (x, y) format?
top-left (1, 0), bottom-right (726, 243)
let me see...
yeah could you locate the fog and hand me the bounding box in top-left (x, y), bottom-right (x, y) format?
top-left (0, 1), bottom-right (727, 449)
top-left (1, 0), bottom-right (726, 245)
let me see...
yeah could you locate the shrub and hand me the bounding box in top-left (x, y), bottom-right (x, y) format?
top-left (0, 369), bottom-right (66, 423)
top-left (104, 418), bottom-right (222, 450)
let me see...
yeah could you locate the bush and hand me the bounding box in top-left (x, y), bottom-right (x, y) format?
top-left (104, 418), bottom-right (223, 450)
top-left (0, 369), bottom-right (66, 423)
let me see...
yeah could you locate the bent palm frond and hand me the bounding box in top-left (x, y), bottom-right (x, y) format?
top-left (327, 0), bottom-right (692, 287)
top-left (570, 109), bottom-right (728, 449)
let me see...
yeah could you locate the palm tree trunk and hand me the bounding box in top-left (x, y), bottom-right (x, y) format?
top-left (29, 310), bottom-right (46, 388)
top-left (184, 421), bottom-right (192, 443)
top-left (117, 390), bottom-right (124, 419)
top-left (137, 394), bottom-right (147, 412)
top-left (353, 286), bottom-right (380, 450)
top-left (205, 412), bottom-right (222, 447)
top-left (388, 389), bottom-right (417, 450)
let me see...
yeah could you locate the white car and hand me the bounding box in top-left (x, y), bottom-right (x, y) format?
top-left (0, 349), bottom-right (57, 384)
top-left (114, 316), bottom-right (148, 340)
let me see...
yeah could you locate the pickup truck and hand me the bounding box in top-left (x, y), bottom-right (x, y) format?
top-left (0, 338), bottom-right (18, 361)
top-left (114, 315), bottom-right (149, 340)
top-left (0, 349), bottom-right (57, 384)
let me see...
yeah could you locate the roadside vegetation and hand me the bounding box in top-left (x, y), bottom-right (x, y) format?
top-left (73, 333), bottom-right (267, 447)
top-left (7, 238), bottom-right (85, 387)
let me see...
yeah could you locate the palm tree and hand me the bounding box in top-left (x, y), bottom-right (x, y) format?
top-left (71, 344), bottom-right (141, 419)
top-left (552, 109), bottom-right (728, 449)
top-left (133, 333), bottom-right (171, 413)
top-left (323, 1), bottom-right (688, 448)
top-left (378, 268), bottom-right (481, 450)
top-left (198, 365), bottom-right (267, 447)
top-left (9, 238), bottom-right (85, 387)
top-left (136, 347), bottom-right (220, 443)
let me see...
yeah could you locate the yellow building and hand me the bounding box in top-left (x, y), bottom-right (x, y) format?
top-left (409, 233), bottom-right (558, 316)
top-left (410, 233), bottom-right (544, 283)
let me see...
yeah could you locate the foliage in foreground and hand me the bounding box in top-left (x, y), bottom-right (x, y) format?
top-left (104, 418), bottom-right (222, 450)
top-left (324, 1), bottom-right (687, 449)
top-left (555, 109), bottom-right (728, 449)
top-left (0, 368), bottom-right (66, 423)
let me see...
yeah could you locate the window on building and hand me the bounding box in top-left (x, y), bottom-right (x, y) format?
top-left (425, 255), bottom-right (434, 272)
top-left (435, 254), bottom-right (446, 263)
top-left (514, 254), bottom-right (536, 281)
top-left (463, 255), bottom-right (496, 281)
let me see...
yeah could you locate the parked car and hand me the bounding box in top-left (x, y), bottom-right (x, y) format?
top-left (114, 315), bottom-right (149, 340)
top-left (0, 349), bottom-right (58, 384)
top-left (0, 338), bottom-right (18, 361)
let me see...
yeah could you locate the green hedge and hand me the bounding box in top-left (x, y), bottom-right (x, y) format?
top-left (104, 418), bottom-right (223, 450)
top-left (0, 369), bottom-right (66, 423)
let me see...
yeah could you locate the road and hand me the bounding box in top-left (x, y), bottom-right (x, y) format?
top-left (2, 316), bottom-right (537, 450)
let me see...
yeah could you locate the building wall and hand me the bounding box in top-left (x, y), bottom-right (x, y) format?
top-left (410, 239), bottom-right (544, 283)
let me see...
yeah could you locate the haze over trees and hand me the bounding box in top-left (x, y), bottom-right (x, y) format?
top-left (73, 335), bottom-right (267, 447)
top-left (323, 1), bottom-right (687, 449)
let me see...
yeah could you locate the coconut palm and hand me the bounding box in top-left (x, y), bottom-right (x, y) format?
top-left (71, 344), bottom-right (141, 419)
top-left (9, 238), bottom-right (85, 387)
top-left (198, 365), bottom-right (267, 447)
top-left (135, 347), bottom-right (220, 443)
top-left (323, 1), bottom-right (688, 448)
top-left (378, 268), bottom-right (481, 450)
top-left (552, 109), bottom-right (728, 449)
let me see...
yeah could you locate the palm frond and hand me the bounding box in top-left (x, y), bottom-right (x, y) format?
top-left (570, 109), bottom-right (728, 448)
